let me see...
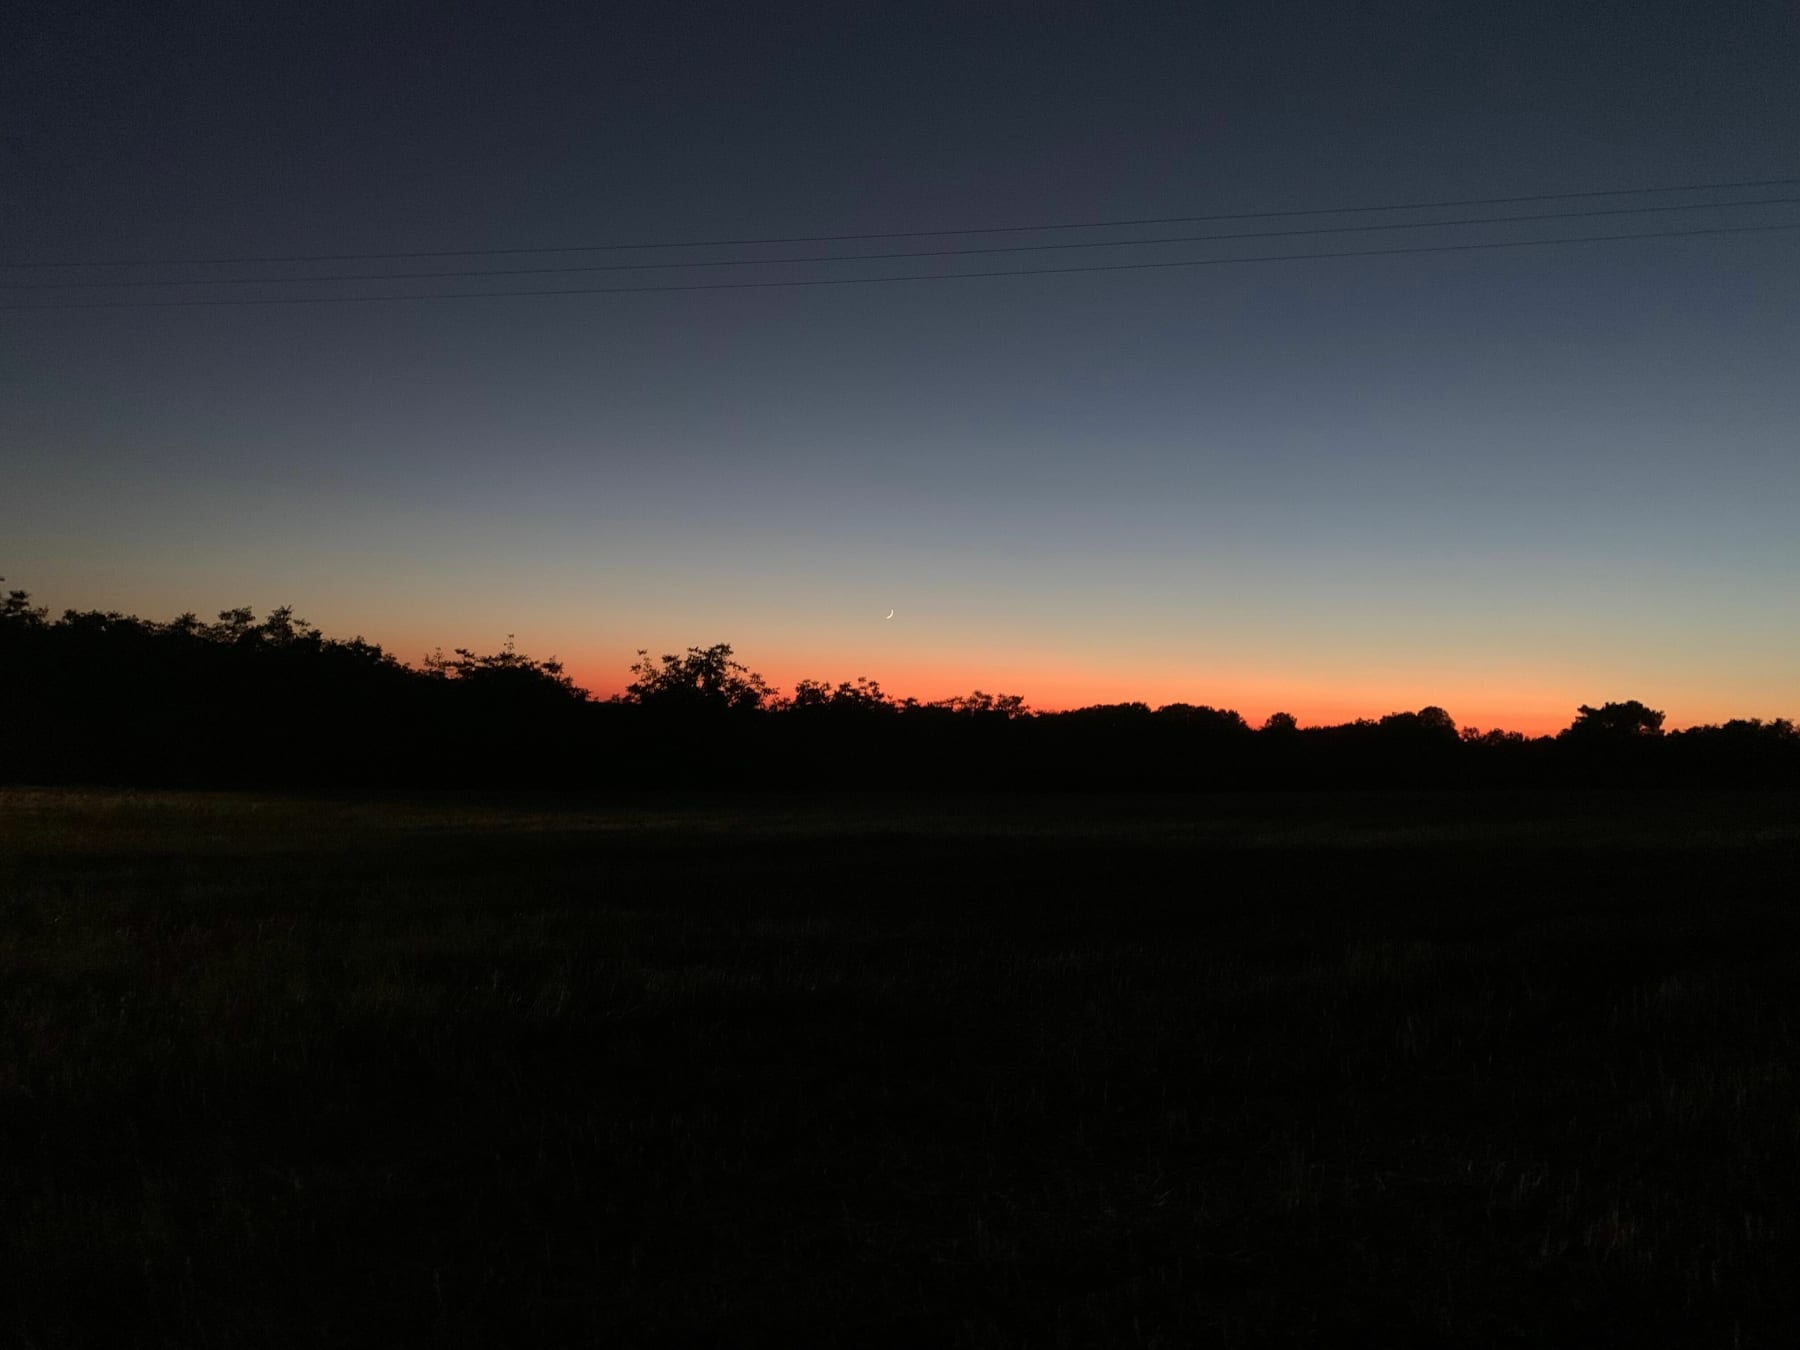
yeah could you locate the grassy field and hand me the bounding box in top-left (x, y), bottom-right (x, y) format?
top-left (4, 787), bottom-right (1799, 1346)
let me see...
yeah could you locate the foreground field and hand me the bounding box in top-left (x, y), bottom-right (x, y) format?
top-left (3, 788), bottom-right (1799, 1346)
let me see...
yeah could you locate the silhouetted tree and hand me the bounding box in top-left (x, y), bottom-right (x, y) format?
top-left (1378, 706), bottom-right (1459, 741)
top-left (1461, 727), bottom-right (1527, 746)
top-left (1415, 705), bottom-right (1456, 735)
top-left (788, 676), bottom-right (895, 715)
top-left (1562, 700), bottom-right (1666, 740)
top-left (1, 580), bottom-right (47, 626)
top-left (625, 643), bottom-right (774, 713)
top-left (210, 606), bottom-right (261, 644)
top-left (431, 636), bottom-right (584, 702)
top-left (1155, 703), bottom-right (1250, 733)
top-left (929, 690), bottom-right (1030, 718)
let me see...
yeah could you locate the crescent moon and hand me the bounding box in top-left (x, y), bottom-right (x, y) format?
top-left (885, 609), bottom-right (894, 620)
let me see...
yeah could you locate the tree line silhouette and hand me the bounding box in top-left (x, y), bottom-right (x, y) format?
top-left (3, 584), bottom-right (1796, 789)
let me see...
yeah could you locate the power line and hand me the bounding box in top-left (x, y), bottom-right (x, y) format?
top-left (10, 194), bottom-right (1796, 291)
top-left (4, 174), bottom-right (1797, 270)
top-left (4, 220), bottom-right (1793, 312)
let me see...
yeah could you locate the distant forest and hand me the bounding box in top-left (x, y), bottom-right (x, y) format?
top-left (3, 585), bottom-right (1797, 789)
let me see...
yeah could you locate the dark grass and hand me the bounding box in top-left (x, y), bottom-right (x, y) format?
top-left (4, 788), bottom-right (1799, 1346)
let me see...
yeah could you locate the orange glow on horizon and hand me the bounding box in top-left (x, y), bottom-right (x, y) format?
top-left (345, 619), bottom-right (1793, 745)
top-left (555, 651), bottom-right (1666, 739)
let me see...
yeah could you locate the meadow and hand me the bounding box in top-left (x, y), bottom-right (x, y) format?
top-left (4, 787), bottom-right (1798, 1346)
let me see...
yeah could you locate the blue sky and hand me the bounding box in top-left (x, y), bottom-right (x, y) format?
top-left (5, 1), bottom-right (1798, 729)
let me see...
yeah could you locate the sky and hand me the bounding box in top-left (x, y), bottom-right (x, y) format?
top-left (4, 0), bottom-right (1798, 733)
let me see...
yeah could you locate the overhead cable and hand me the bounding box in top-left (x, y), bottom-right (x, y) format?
top-left (3, 174), bottom-right (1797, 270)
top-left (8, 194), bottom-right (1796, 290)
top-left (4, 219), bottom-right (1794, 311)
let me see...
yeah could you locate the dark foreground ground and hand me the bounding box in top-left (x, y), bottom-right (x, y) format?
top-left (3, 788), bottom-right (1799, 1347)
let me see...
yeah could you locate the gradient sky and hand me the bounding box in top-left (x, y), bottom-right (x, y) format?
top-left (4, 1), bottom-right (1798, 733)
